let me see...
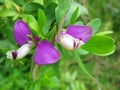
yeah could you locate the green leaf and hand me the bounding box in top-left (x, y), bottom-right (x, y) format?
top-left (55, 0), bottom-right (72, 25)
top-left (57, 0), bottom-right (71, 11)
top-left (44, 2), bottom-right (57, 33)
top-left (81, 35), bottom-right (115, 56)
top-left (0, 10), bottom-right (17, 17)
top-left (74, 51), bottom-right (94, 79)
top-left (38, 9), bottom-right (46, 34)
top-left (87, 18), bottom-right (101, 34)
top-left (64, 1), bottom-right (88, 26)
top-left (23, 2), bottom-right (44, 17)
top-left (55, 7), bottom-right (64, 25)
top-left (23, 15), bottom-right (40, 35)
top-left (70, 7), bottom-right (79, 24)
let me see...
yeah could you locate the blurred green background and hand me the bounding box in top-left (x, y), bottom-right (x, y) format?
top-left (0, 0), bottom-right (120, 90)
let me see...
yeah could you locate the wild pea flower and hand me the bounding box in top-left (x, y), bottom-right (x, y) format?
top-left (56, 24), bottom-right (92, 50)
top-left (6, 20), bottom-right (60, 65)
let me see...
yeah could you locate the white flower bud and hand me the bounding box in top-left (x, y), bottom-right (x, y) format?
top-left (59, 34), bottom-right (84, 50)
top-left (6, 43), bottom-right (32, 60)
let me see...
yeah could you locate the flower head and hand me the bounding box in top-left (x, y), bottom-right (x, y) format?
top-left (56, 25), bottom-right (92, 50)
top-left (6, 20), bottom-right (60, 65)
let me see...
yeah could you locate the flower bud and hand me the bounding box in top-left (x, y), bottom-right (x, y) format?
top-left (59, 34), bottom-right (84, 50)
top-left (6, 43), bottom-right (32, 60)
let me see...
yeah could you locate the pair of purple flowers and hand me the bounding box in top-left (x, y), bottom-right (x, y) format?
top-left (6, 19), bottom-right (92, 65)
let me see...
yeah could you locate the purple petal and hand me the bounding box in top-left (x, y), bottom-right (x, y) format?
top-left (66, 25), bottom-right (92, 42)
top-left (14, 20), bottom-right (31, 46)
top-left (34, 41), bottom-right (60, 65)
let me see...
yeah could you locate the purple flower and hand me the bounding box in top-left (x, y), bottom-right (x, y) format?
top-left (56, 25), bottom-right (92, 50)
top-left (6, 20), bottom-right (60, 65)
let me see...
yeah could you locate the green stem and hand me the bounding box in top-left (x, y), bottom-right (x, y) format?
top-left (29, 58), bottom-right (40, 81)
top-left (32, 64), bottom-right (39, 81)
top-left (29, 58), bottom-right (34, 81)
top-left (74, 50), bottom-right (95, 80)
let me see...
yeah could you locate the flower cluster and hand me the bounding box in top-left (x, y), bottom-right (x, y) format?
top-left (6, 19), bottom-right (92, 65)
top-left (6, 20), bottom-right (60, 65)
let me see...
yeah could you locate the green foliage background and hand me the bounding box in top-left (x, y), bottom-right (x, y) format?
top-left (0, 0), bottom-right (120, 90)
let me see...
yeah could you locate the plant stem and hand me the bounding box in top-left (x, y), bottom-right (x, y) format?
top-left (32, 64), bottom-right (39, 81)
